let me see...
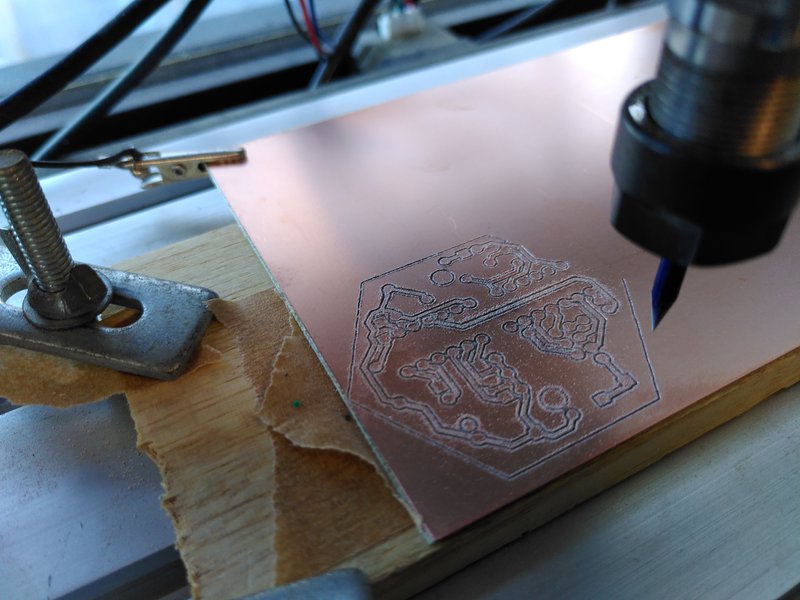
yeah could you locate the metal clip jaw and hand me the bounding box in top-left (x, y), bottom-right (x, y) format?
top-left (118, 149), bottom-right (246, 189)
top-left (30, 147), bottom-right (246, 189)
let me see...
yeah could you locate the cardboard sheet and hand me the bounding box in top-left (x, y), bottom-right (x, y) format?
top-left (217, 291), bottom-right (414, 584)
top-left (0, 343), bottom-right (219, 408)
top-left (213, 24), bottom-right (800, 540)
top-left (271, 432), bottom-right (411, 585)
top-left (260, 319), bottom-right (379, 469)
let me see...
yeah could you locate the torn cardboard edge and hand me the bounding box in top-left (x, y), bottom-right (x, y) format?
top-left (260, 319), bottom-right (379, 467)
top-left (211, 294), bottom-right (382, 470)
top-left (0, 340), bottom-right (222, 408)
top-left (0, 287), bottom-right (417, 597)
top-left (211, 293), bottom-right (418, 582)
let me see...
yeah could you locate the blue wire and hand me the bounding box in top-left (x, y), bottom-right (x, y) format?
top-left (307, 0), bottom-right (329, 47)
top-left (475, 0), bottom-right (566, 43)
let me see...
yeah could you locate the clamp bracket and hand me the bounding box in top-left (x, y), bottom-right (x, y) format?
top-left (0, 245), bottom-right (217, 380)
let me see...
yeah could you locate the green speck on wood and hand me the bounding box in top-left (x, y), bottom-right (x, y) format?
top-left (291, 400), bottom-right (302, 409)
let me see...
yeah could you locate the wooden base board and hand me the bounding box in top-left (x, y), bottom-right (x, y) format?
top-left (133, 225), bottom-right (800, 599)
top-left (5, 224), bottom-right (798, 598)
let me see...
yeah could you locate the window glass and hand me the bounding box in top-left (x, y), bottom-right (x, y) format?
top-left (0, 0), bottom-right (277, 68)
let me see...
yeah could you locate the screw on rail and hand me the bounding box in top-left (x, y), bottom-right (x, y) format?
top-left (0, 149), bottom-right (112, 329)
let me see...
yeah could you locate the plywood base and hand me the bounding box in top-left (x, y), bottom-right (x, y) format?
top-left (4, 224), bottom-right (799, 599)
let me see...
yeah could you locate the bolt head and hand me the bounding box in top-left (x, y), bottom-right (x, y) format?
top-left (0, 149), bottom-right (28, 172)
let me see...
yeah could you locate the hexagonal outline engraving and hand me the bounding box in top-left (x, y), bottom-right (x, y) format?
top-left (347, 236), bottom-right (660, 480)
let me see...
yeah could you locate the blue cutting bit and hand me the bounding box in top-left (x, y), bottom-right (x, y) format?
top-left (651, 258), bottom-right (687, 330)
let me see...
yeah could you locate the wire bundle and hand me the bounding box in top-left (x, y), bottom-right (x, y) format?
top-left (2, 0), bottom-right (577, 163)
top-left (1, 0), bottom-right (370, 161)
top-left (475, 0), bottom-right (573, 43)
top-left (284, 0), bottom-right (330, 57)
top-left (0, 0), bottom-right (172, 135)
top-left (34, 0), bottom-right (213, 160)
top-left (0, 0), bottom-right (213, 160)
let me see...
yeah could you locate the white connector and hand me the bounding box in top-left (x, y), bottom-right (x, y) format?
top-left (377, 5), bottom-right (426, 41)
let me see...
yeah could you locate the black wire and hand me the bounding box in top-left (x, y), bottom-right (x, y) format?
top-left (283, 0), bottom-right (313, 44)
top-left (0, 0), bottom-right (172, 133)
top-left (34, 0), bottom-right (214, 160)
top-left (475, 0), bottom-right (572, 43)
top-left (31, 148), bottom-right (144, 170)
top-left (309, 0), bottom-right (382, 89)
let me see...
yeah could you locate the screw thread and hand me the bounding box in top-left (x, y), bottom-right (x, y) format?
top-left (0, 150), bottom-right (73, 292)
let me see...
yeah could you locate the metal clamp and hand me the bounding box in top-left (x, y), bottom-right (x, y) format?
top-left (0, 149), bottom-right (217, 380)
top-left (239, 569), bottom-right (372, 600)
top-left (116, 149), bottom-right (246, 188)
top-left (30, 147), bottom-right (247, 189)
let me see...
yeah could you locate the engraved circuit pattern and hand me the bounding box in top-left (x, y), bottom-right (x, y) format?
top-left (397, 333), bottom-right (581, 449)
top-left (501, 279), bottom-right (637, 407)
top-left (349, 236), bottom-right (659, 480)
top-left (432, 239), bottom-right (569, 296)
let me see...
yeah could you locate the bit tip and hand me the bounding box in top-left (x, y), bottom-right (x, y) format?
top-left (651, 258), bottom-right (687, 330)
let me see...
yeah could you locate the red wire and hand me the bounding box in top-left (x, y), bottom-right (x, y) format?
top-left (297, 0), bottom-right (323, 55)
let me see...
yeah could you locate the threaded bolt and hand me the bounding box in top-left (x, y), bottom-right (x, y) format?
top-left (0, 149), bottom-right (74, 292)
top-left (0, 149), bottom-right (112, 329)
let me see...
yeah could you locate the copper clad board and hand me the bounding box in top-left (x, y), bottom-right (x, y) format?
top-left (213, 24), bottom-right (800, 540)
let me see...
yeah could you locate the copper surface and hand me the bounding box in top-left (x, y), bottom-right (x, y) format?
top-left (212, 24), bottom-right (800, 541)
